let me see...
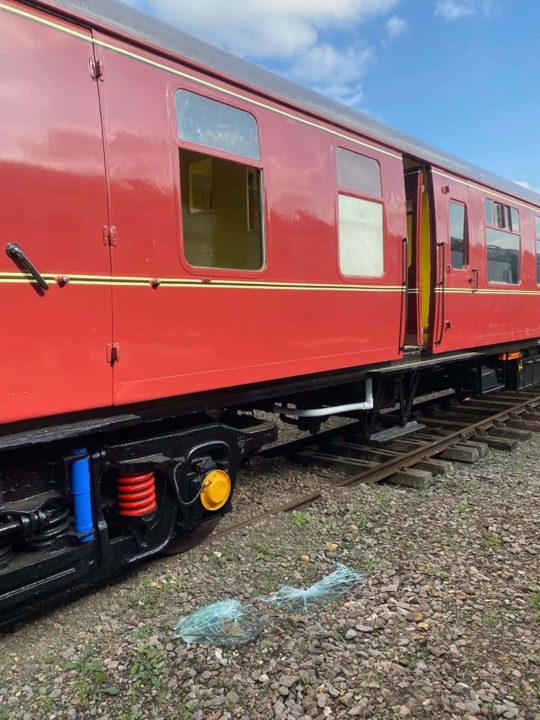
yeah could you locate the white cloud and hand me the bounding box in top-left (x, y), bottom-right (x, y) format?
top-left (123, 0), bottom-right (403, 107)
top-left (385, 15), bottom-right (408, 38)
top-left (435, 0), bottom-right (497, 20)
top-left (286, 43), bottom-right (374, 105)
top-left (435, 1), bottom-right (475, 19)
top-left (514, 180), bottom-right (540, 194)
top-left (129, 0), bottom-right (399, 59)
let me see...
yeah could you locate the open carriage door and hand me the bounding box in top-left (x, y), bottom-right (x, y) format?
top-left (404, 170), bottom-right (423, 348)
top-left (0, 4), bottom-right (113, 424)
top-left (403, 164), bottom-right (433, 350)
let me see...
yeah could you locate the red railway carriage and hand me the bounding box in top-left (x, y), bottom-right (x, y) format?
top-left (1, 0), bottom-right (540, 615)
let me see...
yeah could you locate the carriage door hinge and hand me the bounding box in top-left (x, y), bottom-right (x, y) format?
top-left (89, 57), bottom-right (104, 80)
top-left (106, 343), bottom-right (120, 366)
top-left (103, 225), bottom-right (117, 247)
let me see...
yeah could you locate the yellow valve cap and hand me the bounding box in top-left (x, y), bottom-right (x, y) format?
top-left (200, 469), bottom-right (231, 511)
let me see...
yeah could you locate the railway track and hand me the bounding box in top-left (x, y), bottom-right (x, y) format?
top-left (209, 388), bottom-right (540, 542)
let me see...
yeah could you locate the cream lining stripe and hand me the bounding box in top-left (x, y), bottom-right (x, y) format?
top-left (3, 270), bottom-right (540, 294)
top-left (0, 1), bottom-right (400, 160)
top-left (0, 271), bottom-right (403, 291)
top-left (0, 280), bottom-right (404, 291)
top-left (434, 287), bottom-right (540, 295)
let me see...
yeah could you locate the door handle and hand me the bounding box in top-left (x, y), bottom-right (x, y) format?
top-left (401, 237), bottom-right (408, 289)
top-left (468, 268), bottom-right (479, 292)
top-left (437, 241), bottom-right (445, 287)
top-left (399, 237), bottom-right (408, 351)
top-left (5, 243), bottom-right (49, 292)
top-left (435, 242), bottom-right (446, 346)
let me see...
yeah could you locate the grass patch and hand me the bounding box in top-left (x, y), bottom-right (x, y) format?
top-left (41, 698), bottom-right (54, 713)
top-left (118, 711), bottom-right (143, 720)
top-left (134, 577), bottom-right (176, 618)
top-left (291, 510), bottom-right (312, 527)
top-left (425, 564), bottom-right (450, 579)
top-left (178, 705), bottom-right (199, 720)
top-left (404, 539), bottom-right (419, 553)
top-left (363, 559), bottom-right (379, 573)
top-left (131, 623), bottom-right (157, 641)
top-left (342, 508), bottom-right (369, 528)
top-left (256, 570), bottom-right (281, 593)
top-left (130, 641), bottom-right (166, 688)
top-left (481, 533), bottom-right (503, 551)
top-left (480, 609), bottom-right (504, 631)
top-left (217, 545), bottom-right (239, 561)
top-left (510, 686), bottom-right (525, 705)
top-left (407, 648), bottom-right (430, 669)
top-left (64, 646), bottom-right (118, 702)
top-left (251, 539), bottom-right (280, 561)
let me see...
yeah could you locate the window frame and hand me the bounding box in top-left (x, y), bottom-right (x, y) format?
top-left (484, 197), bottom-right (521, 286)
top-left (187, 156), bottom-right (214, 216)
top-left (173, 85), bottom-right (267, 277)
top-left (535, 216), bottom-right (540, 286)
top-left (447, 199), bottom-right (469, 271)
top-left (246, 167), bottom-right (261, 235)
top-left (334, 145), bottom-right (386, 281)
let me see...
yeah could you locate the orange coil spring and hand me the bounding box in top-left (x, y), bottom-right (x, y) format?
top-left (117, 472), bottom-right (157, 517)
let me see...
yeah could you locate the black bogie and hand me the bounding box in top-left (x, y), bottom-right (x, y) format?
top-left (0, 416), bottom-right (275, 617)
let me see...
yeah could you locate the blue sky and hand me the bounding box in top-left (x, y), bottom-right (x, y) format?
top-left (126, 0), bottom-right (540, 191)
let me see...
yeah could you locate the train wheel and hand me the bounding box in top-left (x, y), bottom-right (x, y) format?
top-left (162, 516), bottom-right (221, 555)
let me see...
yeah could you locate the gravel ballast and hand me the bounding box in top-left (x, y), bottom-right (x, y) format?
top-left (0, 435), bottom-right (539, 720)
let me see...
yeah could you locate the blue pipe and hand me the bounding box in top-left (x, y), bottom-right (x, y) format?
top-left (70, 448), bottom-right (95, 543)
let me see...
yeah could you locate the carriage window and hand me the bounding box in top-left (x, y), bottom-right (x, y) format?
top-left (337, 148), bottom-right (382, 197)
top-left (188, 157), bottom-right (213, 214)
top-left (511, 207), bottom-right (520, 232)
top-left (176, 91), bottom-right (263, 271)
top-left (485, 198), bottom-right (520, 284)
top-left (247, 168), bottom-right (260, 233)
top-left (338, 195), bottom-right (384, 277)
top-left (179, 149), bottom-right (263, 270)
top-left (486, 228), bottom-right (520, 284)
top-left (176, 90), bottom-right (260, 160)
top-left (536, 217), bottom-right (540, 284)
top-left (449, 200), bottom-right (468, 268)
top-left (496, 203), bottom-right (507, 229)
top-left (485, 199), bottom-right (494, 225)
top-left (485, 198), bottom-right (519, 232)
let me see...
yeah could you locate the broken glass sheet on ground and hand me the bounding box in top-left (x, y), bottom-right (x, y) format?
top-left (174, 599), bottom-right (267, 645)
top-left (262, 563), bottom-right (364, 614)
top-left (174, 564), bottom-right (364, 645)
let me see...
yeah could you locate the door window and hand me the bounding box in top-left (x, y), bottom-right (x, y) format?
top-left (337, 148), bottom-right (382, 197)
top-left (338, 195), bottom-right (384, 277)
top-left (336, 148), bottom-right (384, 277)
